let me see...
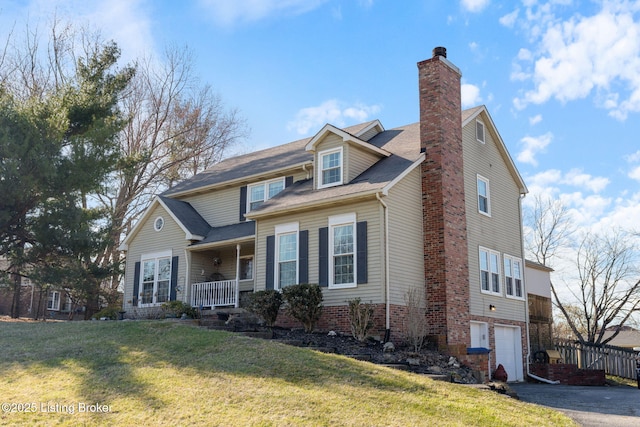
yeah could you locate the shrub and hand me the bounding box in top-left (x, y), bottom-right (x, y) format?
top-left (92, 306), bottom-right (120, 320)
top-left (161, 301), bottom-right (198, 319)
top-left (404, 287), bottom-right (428, 353)
top-left (246, 290), bottom-right (283, 327)
top-left (347, 298), bottom-right (375, 342)
top-left (282, 283), bottom-right (323, 333)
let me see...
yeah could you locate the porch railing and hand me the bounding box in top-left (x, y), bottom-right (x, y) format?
top-left (191, 280), bottom-right (238, 309)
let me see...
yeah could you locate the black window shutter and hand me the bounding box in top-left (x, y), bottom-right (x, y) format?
top-left (299, 230), bottom-right (309, 284)
top-left (266, 235), bottom-right (275, 290)
top-left (285, 176), bottom-right (294, 187)
top-left (133, 261), bottom-right (141, 306)
top-left (170, 256), bottom-right (179, 301)
top-left (319, 227), bottom-right (328, 287)
top-left (357, 221), bottom-right (368, 284)
top-left (239, 186), bottom-right (247, 221)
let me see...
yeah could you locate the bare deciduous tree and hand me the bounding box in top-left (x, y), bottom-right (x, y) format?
top-left (525, 194), bottom-right (575, 267)
top-left (525, 197), bottom-right (640, 345)
top-left (94, 46), bottom-right (248, 297)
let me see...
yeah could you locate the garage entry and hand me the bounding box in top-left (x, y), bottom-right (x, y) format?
top-left (494, 325), bottom-right (524, 382)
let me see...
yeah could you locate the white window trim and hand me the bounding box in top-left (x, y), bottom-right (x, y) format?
top-left (476, 119), bottom-right (485, 144)
top-left (477, 174), bottom-right (491, 217)
top-left (275, 222), bottom-right (299, 290)
top-left (479, 246), bottom-right (501, 296)
top-left (504, 254), bottom-right (525, 300)
top-left (139, 250), bottom-right (173, 307)
top-left (317, 147), bottom-right (343, 189)
top-left (239, 255), bottom-right (254, 282)
top-left (247, 177), bottom-right (286, 213)
top-left (47, 290), bottom-right (61, 311)
top-left (328, 213), bottom-right (357, 289)
top-left (153, 216), bottom-right (164, 231)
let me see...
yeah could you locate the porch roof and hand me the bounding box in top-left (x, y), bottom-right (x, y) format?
top-left (190, 221), bottom-right (255, 247)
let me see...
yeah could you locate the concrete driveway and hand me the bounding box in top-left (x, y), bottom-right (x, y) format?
top-left (509, 382), bottom-right (640, 427)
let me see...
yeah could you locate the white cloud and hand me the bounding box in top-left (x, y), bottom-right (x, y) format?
top-left (461, 83), bottom-right (482, 108)
top-left (517, 132), bottom-right (552, 166)
top-left (625, 150), bottom-right (640, 163)
top-left (287, 99), bottom-right (381, 135)
top-left (461, 0), bottom-right (490, 13)
top-left (561, 169), bottom-right (610, 193)
top-left (528, 114), bottom-right (542, 125)
top-left (629, 165), bottom-right (640, 182)
top-left (499, 9), bottom-right (519, 28)
top-left (511, 2), bottom-right (640, 120)
top-left (198, 0), bottom-right (329, 27)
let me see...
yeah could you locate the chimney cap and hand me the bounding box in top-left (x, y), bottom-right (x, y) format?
top-left (433, 46), bottom-right (447, 58)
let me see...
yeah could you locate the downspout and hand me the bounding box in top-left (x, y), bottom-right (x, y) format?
top-left (302, 164), bottom-right (311, 180)
top-left (519, 193), bottom-right (559, 384)
top-left (376, 192), bottom-right (390, 339)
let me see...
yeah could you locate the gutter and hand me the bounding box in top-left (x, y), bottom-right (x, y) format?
top-left (376, 192), bottom-right (391, 338)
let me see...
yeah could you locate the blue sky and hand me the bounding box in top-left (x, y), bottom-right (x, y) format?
top-left (1, 0), bottom-right (639, 239)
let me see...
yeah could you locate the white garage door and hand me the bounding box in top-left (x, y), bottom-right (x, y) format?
top-left (494, 325), bottom-right (523, 382)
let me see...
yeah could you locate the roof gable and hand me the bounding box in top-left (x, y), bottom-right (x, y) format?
top-left (305, 123), bottom-right (390, 157)
top-left (119, 196), bottom-right (211, 251)
top-left (462, 105), bottom-right (528, 195)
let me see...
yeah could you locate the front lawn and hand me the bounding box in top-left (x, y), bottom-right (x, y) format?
top-left (0, 318), bottom-right (575, 426)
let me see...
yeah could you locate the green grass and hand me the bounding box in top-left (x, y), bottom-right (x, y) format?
top-left (0, 319), bottom-right (576, 426)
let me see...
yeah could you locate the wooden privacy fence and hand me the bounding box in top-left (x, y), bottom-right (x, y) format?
top-left (554, 339), bottom-right (638, 380)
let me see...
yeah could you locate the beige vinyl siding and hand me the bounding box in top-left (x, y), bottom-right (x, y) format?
top-left (346, 144), bottom-right (381, 183)
top-left (123, 204), bottom-right (189, 312)
top-left (255, 199), bottom-right (384, 306)
top-left (385, 167), bottom-right (425, 306)
top-left (181, 171), bottom-right (309, 227)
top-left (462, 114), bottom-right (527, 322)
top-left (358, 126), bottom-right (382, 142)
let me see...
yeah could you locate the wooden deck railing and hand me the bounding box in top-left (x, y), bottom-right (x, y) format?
top-left (555, 339), bottom-right (638, 379)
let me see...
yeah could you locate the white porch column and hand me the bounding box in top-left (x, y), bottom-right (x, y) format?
top-left (235, 244), bottom-right (241, 308)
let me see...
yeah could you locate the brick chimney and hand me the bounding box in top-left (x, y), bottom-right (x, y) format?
top-left (418, 47), bottom-right (470, 354)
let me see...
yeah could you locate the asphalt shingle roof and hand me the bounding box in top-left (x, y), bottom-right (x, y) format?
top-left (158, 196), bottom-right (211, 238)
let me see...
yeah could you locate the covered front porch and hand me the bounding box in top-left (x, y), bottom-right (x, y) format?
top-left (186, 222), bottom-right (255, 309)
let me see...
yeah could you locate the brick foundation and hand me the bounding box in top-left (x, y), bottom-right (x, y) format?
top-left (529, 363), bottom-right (606, 386)
top-left (274, 303), bottom-right (412, 343)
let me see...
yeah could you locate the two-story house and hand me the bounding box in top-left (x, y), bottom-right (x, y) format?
top-left (120, 47), bottom-right (529, 381)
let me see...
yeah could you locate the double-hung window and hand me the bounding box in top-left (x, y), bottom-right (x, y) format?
top-left (479, 247), bottom-right (501, 295)
top-left (477, 175), bottom-right (491, 216)
top-left (318, 148), bottom-right (343, 188)
top-left (275, 223), bottom-right (298, 289)
top-left (140, 250), bottom-right (172, 306)
top-left (248, 178), bottom-right (285, 212)
top-left (329, 213), bottom-right (356, 288)
top-left (504, 255), bottom-right (524, 298)
top-left (47, 290), bottom-right (61, 311)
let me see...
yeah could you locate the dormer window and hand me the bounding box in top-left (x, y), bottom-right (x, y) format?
top-left (248, 178), bottom-right (285, 211)
top-left (318, 147), bottom-right (343, 188)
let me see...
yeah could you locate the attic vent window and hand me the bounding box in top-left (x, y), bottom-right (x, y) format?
top-left (154, 217), bottom-right (164, 231)
top-left (476, 120), bottom-right (485, 144)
